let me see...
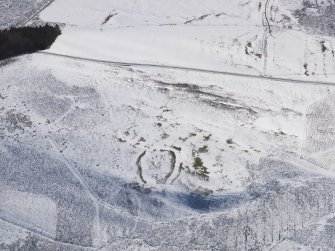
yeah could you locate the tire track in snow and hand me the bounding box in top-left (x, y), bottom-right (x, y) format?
top-left (38, 51), bottom-right (335, 86)
top-left (0, 215), bottom-right (54, 240)
top-left (0, 217), bottom-right (95, 250)
top-left (47, 136), bottom-right (102, 248)
top-left (47, 136), bottom-right (156, 247)
top-left (264, 0), bottom-right (272, 35)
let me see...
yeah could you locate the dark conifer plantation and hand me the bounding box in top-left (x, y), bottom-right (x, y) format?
top-left (0, 24), bottom-right (61, 60)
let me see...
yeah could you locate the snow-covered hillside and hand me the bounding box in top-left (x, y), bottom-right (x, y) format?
top-left (37, 0), bottom-right (335, 81)
top-left (2, 0), bottom-right (335, 250)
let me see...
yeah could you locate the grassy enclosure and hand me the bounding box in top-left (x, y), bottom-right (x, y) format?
top-left (0, 24), bottom-right (61, 60)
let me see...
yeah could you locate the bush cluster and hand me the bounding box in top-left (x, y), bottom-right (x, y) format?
top-left (0, 24), bottom-right (61, 60)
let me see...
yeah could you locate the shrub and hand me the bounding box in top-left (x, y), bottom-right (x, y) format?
top-left (193, 157), bottom-right (203, 168)
top-left (198, 145), bottom-right (208, 153)
top-left (226, 138), bottom-right (233, 144)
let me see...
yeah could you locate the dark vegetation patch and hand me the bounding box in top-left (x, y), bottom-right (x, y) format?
top-left (245, 42), bottom-right (252, 55)
top-left (294, 2), bottom-right (335, 36)
top-left (0, 57), bottom-right (16, 67)
top-left (172, 145), bottom-right (181, 151)
top-left (124, 181), bottom-right (151, 194)
top-left (245, 41), bottom-right (262, 58)
top-left (1, 110), bottom-right (32, 133)
top-left (102, 13), bottom-right (118, 25)
top-left (192, 156), bottom-right (202, 167)
top-left (0, 24), bottom-right (61, 60)
top-left (155, 80), bottom-right (243, 112)
top-left (193, 156), bottom-right (209, 180)
top-left (136, 151), bottom-right (147, 184)
top-left (304, 63), bottom-right (309, 76)
top-left (184, 14), bottom-right (210, 24)
top-left (198, 145), bottom-right (208, 153)
top-left (226, 138), bottom-right (234, 144)
top-left (203, 134), bottom-right (212, 141)
top-left (160, 149), bottom-right (177, 183)
top-left (321, 41), bottom-right (327, 53)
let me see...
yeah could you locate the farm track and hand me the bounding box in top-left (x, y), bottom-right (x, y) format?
top-left (38, 51), bottom-right (335, 86)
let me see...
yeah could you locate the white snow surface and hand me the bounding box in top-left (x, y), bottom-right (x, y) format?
top-left (0, 190), bottom-right (57, 238)
top-left (3, 0), bottom-right (335, 250)
top-left (38, 0), bottom-right (335, 81)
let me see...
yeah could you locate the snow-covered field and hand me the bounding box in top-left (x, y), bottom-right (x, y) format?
top-left (37, 0), bottom-right (335, 81)
top-left (2, 0), bottom-right (335, 250)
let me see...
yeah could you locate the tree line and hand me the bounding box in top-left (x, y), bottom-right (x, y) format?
top-left (0, 24), bottom-right (61, 60)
